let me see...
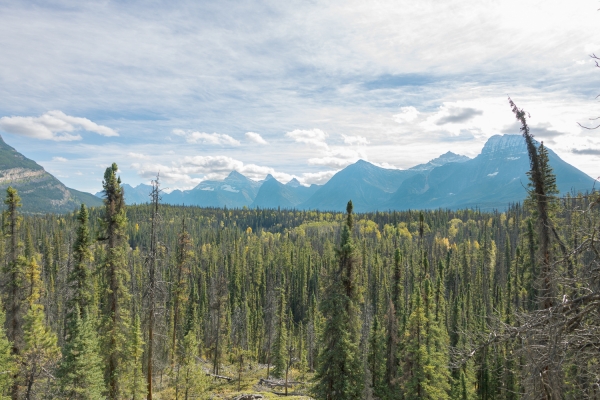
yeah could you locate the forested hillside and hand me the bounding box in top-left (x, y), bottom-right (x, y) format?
top-left (1, 116), bottom-right (600, 399)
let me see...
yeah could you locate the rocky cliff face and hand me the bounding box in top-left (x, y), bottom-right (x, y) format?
top-left (0, 135), bottom-right (102, 213)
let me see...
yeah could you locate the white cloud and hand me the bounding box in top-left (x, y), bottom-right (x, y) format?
top-left (393, 107), bottom-right (420, 124)
top-left (127, 152), bottom-right (148, 159)
top-left (173, 129), bottom-right (240, 146)
top-left (131, 155), bottom-right (295, 190)
top-left (131, 162), bottom-right (203, 189)
top-left (52, 156), bottom-right (68, 162)
top-left (300, 170), bottom-right (339, 185)
top-left (342, 134), bottom-right (369, 145)
top-left (308, 147), bottom-right (366, 168)
top-left (308, 157), bottom-right (352, 168)
top-left (286, 129), bottom-right (329, 149)
top-left (245, 131), bottom-right (268, 144)
top-left (0, 110), bottom-right (118, 141)
top-left (183, 155), bottom-right (244, 172)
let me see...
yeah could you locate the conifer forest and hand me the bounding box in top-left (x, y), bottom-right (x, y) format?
top-left (1, 108), bottom-right (600, 400)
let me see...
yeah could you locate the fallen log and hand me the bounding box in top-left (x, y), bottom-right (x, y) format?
top-left (257, 378), bottom-right (304, 388)
top-left (206, 373), bottom-right (233, 381)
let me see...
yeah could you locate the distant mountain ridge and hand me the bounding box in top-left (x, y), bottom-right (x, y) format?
top-left (409, 151), bottom-right (470, 171)
top-left (103, 134), bottom-right (595, 212)
top-left (0, 135), bottom-right (102, 213)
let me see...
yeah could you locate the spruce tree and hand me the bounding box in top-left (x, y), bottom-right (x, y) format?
top-left (99, 163), bottom-right (131, 399)
top-left (172, 218), bottom-right (192, 365)
top-left (312, 201), bottom-right (364, 400)
top-left (60, 207), bottom-right (97, 399)
top-left (368, 314), bottom-right (387, 399)
top-left (122, 315), bottom-right (146, 400)
top-left (386, 249), bottom-right (404, 398)
top-left (272, 282), bottom-right (288, 378)
top-left (57, 309), bottom-right (105, 399)
top-left (67, 205), bottom-right (93, 333)
top-left (2, 187), bottom-right (23, 400)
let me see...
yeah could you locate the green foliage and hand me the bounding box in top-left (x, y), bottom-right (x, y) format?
top-left (99, 162), bottom-right (131, 399)
top-left (21, 259), bottom-right (61, 399)
top-left (172, 330), bottom-right (209, 399)
top-left (0, 299), bottom-right (14, 400)
top-left (57, 310), bottom-right (105, 400)
top-left (312, 201), bottom-right (364, 400)
top-left (3, 155), bottom-right (599, 399)
top-left (368, 315), bottom-right (387, 399)
top-left (68, 204), bottom-right (93, 327)
top-left (121, 315), bottom-right (146, 400)
top-left (401, 280), bottom-right (451, 400)
top-left (272, 284), bottom-right (288, 379)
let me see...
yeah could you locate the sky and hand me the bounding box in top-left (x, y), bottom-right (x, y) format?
top-left (1, 0), bottom-right (599, 193)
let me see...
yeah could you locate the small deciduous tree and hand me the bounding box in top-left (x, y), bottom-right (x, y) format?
top-left (21, 259), bottom-right (60, 400)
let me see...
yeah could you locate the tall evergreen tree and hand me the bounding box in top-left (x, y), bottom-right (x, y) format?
top-left (368, 314), bottom-right (387, 399)
top-left (272, 281), bottom-right (288, 378)
top-left (2, 187), bottom-right (23, 400)
top-left (172, 218), bottom-right (192, 365)
top-left (99, 163), bottom-right (131, 399)
top-left (57, 308), bottom-right (105, 400)
top-left (58, 203), bottom-right (104, 399)
top-left (67, 205), bottom-right (93, 332)
top-left (386, 248), bottom-right (403, 397)
top-left (312, 201), bottom-right (364, 400)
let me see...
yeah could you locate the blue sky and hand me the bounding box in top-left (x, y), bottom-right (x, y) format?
top-left (1, 0), bottom-right (599, 193)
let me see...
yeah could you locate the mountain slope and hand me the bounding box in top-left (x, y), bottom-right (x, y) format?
top-left (251, 175), bottom-right (321, 209)
top-left (409, 151), bottom-right (470, 171)
top-left (96, 183), bottom-right (152, 205)
top-left (252, 176), bottom-right (299, 208)
top-left (0, 135), bottom-right (103, 213)
top-left (299, 160), bottom-right (418, 212)
top-left (386, 135), bottom-right (596, 211)
top-left (163, 170), bottom-right (262, 208)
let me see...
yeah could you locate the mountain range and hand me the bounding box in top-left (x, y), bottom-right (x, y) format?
top-left (98, 134), bottom-right (596, 212)
top-left (0, 134), bottom-right (595, 214)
